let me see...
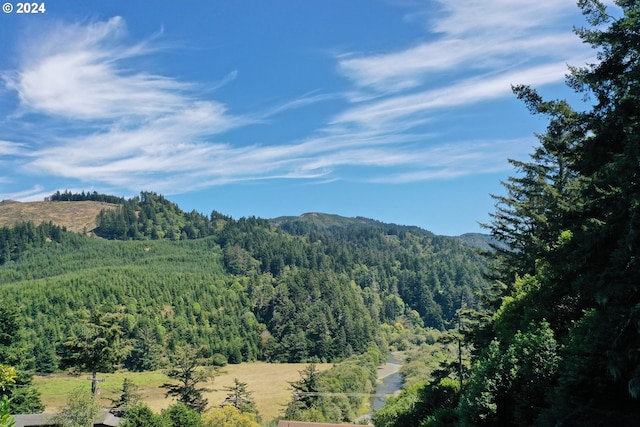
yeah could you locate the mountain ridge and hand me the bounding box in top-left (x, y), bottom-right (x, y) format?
top-left (0, 199), bottom-right (491, 243)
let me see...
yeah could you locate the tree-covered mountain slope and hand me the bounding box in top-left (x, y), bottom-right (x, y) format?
top-left (270, 212), bottom-right (434, 237)
top-left (0, 192), bottom-right (489, 373)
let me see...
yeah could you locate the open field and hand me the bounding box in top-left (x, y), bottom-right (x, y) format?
top-left (0, 201), bottom-right (116, 232)
top-left (33, 362), bottom-right (333, 422)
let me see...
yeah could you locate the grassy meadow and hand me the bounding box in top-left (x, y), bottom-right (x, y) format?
top-left (33, 362), bottom-right (333, 422)
top-left (0, 201), bottom-right (116, 232)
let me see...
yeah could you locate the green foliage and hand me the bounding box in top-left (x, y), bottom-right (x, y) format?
top-left (125, 327), bottom-right (163, 372)
top-left (0, 395), bottom-right (15, 427)
top-left (374, 378), bottom-right (459, 427)
top-left (51, 388), bottom-right (101, 427)
top-left (0, 303), bottom-right (43, 414)
top-left (0, 192), bottom-right (487, 370)
top-left (210, 353), bottom-right (227, 367)
top-left (95, 192), bottom-right (215, 241)
top-left (161, 346), bottom-right (213, 413)
top-left (48, 190), bottom-right (125, 204)
top-left (459, 322), bottom-right (559, 426)
top-left (0, 221), bottom-right (66, 265)
top-left (111, 378), bottom-right (142, 417)
top-left (373, 381), bottom-right (423, 427)
top-left (0, 305), bottom-right (24, 370)
top-left (283, 349), bottom-right (381, 423)
top-left (202, 405), bottom-right (260, 427)
top-left (221, 378), bottom-right (258, 415)
top-left (6, 371), bottom-right (44, 414)
top-left (459, 2), bottom-right (640, 425)
top-left (161, 403), bottom-right (201, 427)
top-left (120, 404), bottom-right (166, 427)
top-left (61, 310), bottom-right (130, 394)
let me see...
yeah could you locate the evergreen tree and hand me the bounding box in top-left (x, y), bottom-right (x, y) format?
top-left (125, 327), bottom-right (163, 372)
top-left (161, 346), bottom-right (213, 413)
top-left (464, 1), bottom-right (640, 425)
top-left (221, 378), bottom-right (257, 414)
top-left (111, 378), bottom-right (142, 417)
top-left (0, 302), bottom-right (43, 414)
top-left (61, 310), bottom-right (130, 395)
top-left (284, 364), bottom-right (321, 419)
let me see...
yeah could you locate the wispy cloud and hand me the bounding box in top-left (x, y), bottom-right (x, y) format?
top-left (1, 1), bottom-right (589, 197)
top-left (1, 185), bottom-right (45, 201)
top-left (5, 17), bottom-right (193, 121)
top-left (0, 140), bottom-right (26, 155)
top-left (333, 61), bottom-right (582, 129)
top-left (338, 0), bottom-right (581, 93)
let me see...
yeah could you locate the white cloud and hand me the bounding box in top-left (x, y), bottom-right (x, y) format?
top-left (333, 60), bottom-right (584, 128)
top-left (0, 185), bottom-right (45, 201)
top-left (337, 0), bottom-right (586, 93)
top-left (429, 0), bottom-right (577, 37)
top-left (338, 33), bottom-right (579, 92)
top-left (0, 140), bottom-right (26, 155)
top-left (1, 1), bottom-right (591, 197)
top-left (5, 18), bottom-right (183, 120)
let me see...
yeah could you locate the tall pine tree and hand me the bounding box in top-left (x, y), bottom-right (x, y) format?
top-left (468, 1), bottom-right (640, 425)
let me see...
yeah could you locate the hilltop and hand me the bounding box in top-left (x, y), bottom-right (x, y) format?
top-left (271, 212), bottom-right (435, 237)
top-left (0, 200), bottom-right (117, 233)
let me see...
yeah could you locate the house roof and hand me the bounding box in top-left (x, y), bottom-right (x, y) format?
top-left (277, 421), bottom-right (370, 427)
top-left (12, 411), bottom-right (121, 427)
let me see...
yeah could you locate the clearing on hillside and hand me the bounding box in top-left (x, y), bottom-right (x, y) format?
top-left (0, 201), bottom-right (117, 233)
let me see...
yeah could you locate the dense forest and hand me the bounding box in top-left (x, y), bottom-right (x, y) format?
top-left (374, 1), bottom-right (640, 426)
top-left (0, 187), bottom-right (489, 419)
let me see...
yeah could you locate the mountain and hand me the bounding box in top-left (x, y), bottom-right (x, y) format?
top-left (454, 233), bottom-right (504, 252)
top-left (271, 212), bottom-right (434, 237)
top-left (0, 192), bottom-right (490, 372)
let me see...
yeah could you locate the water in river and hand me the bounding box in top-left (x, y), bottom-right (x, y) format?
top-left (372, 352), bottom-right (404, 411)
top-left (356, 352), bottom-right (405, 424)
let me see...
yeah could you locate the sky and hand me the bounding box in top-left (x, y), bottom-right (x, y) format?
top-left (0, 0), bottom-right (599, 235)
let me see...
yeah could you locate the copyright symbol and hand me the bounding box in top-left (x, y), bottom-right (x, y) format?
top-left (2, 2), bottom-right (12, 13)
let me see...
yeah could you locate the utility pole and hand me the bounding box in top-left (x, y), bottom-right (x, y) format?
top-left (88, 371), bottom-right (105, 395)
top-left (457, 293), bottom-right (465, 393)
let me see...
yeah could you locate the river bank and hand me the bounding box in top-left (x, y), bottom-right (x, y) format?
top-left (357, 351), bottom-right (406, 424)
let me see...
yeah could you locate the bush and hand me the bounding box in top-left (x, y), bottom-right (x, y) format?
top-left (211, 353), bottom-right (228, 367)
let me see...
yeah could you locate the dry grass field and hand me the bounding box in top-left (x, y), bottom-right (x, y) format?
top-left (0, 201), bottom-right (116, 233)
top-left (33, 362), bottom-right (333, 422)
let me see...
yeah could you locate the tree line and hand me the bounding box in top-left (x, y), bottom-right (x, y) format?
top-left (374, 1), bottom-right (640, 425)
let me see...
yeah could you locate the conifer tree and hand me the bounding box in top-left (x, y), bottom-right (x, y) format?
top-left (161, 346), bottom-right (213, 413)
top-left (467, 1), bottom-right (640, 425)
top-left (221, 378), bottom-right (257, 414)
top-left (62, 310), bottom-right (130, 395)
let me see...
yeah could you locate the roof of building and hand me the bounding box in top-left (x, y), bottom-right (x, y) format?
top-left (277, 421), bottom-right (371, 427)
top-left (12, 411), bottom-right (121, 427)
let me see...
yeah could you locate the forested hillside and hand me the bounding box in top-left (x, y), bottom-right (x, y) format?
top-left (0, 191), bottom-right (488, 377)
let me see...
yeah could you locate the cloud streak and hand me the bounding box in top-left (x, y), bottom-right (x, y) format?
top-left (1, 2), bottom-right (589, 198)
top-left (338, 0), bottom-right (581, 92)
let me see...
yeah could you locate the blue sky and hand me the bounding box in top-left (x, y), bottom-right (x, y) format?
top-left (0, 0), bottom-right (597, 235)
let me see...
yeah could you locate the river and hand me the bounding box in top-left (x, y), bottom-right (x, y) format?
top-left (357, 351), bottom-right (405, 424)
top-left (372, 352), bottom-right (405, 411)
